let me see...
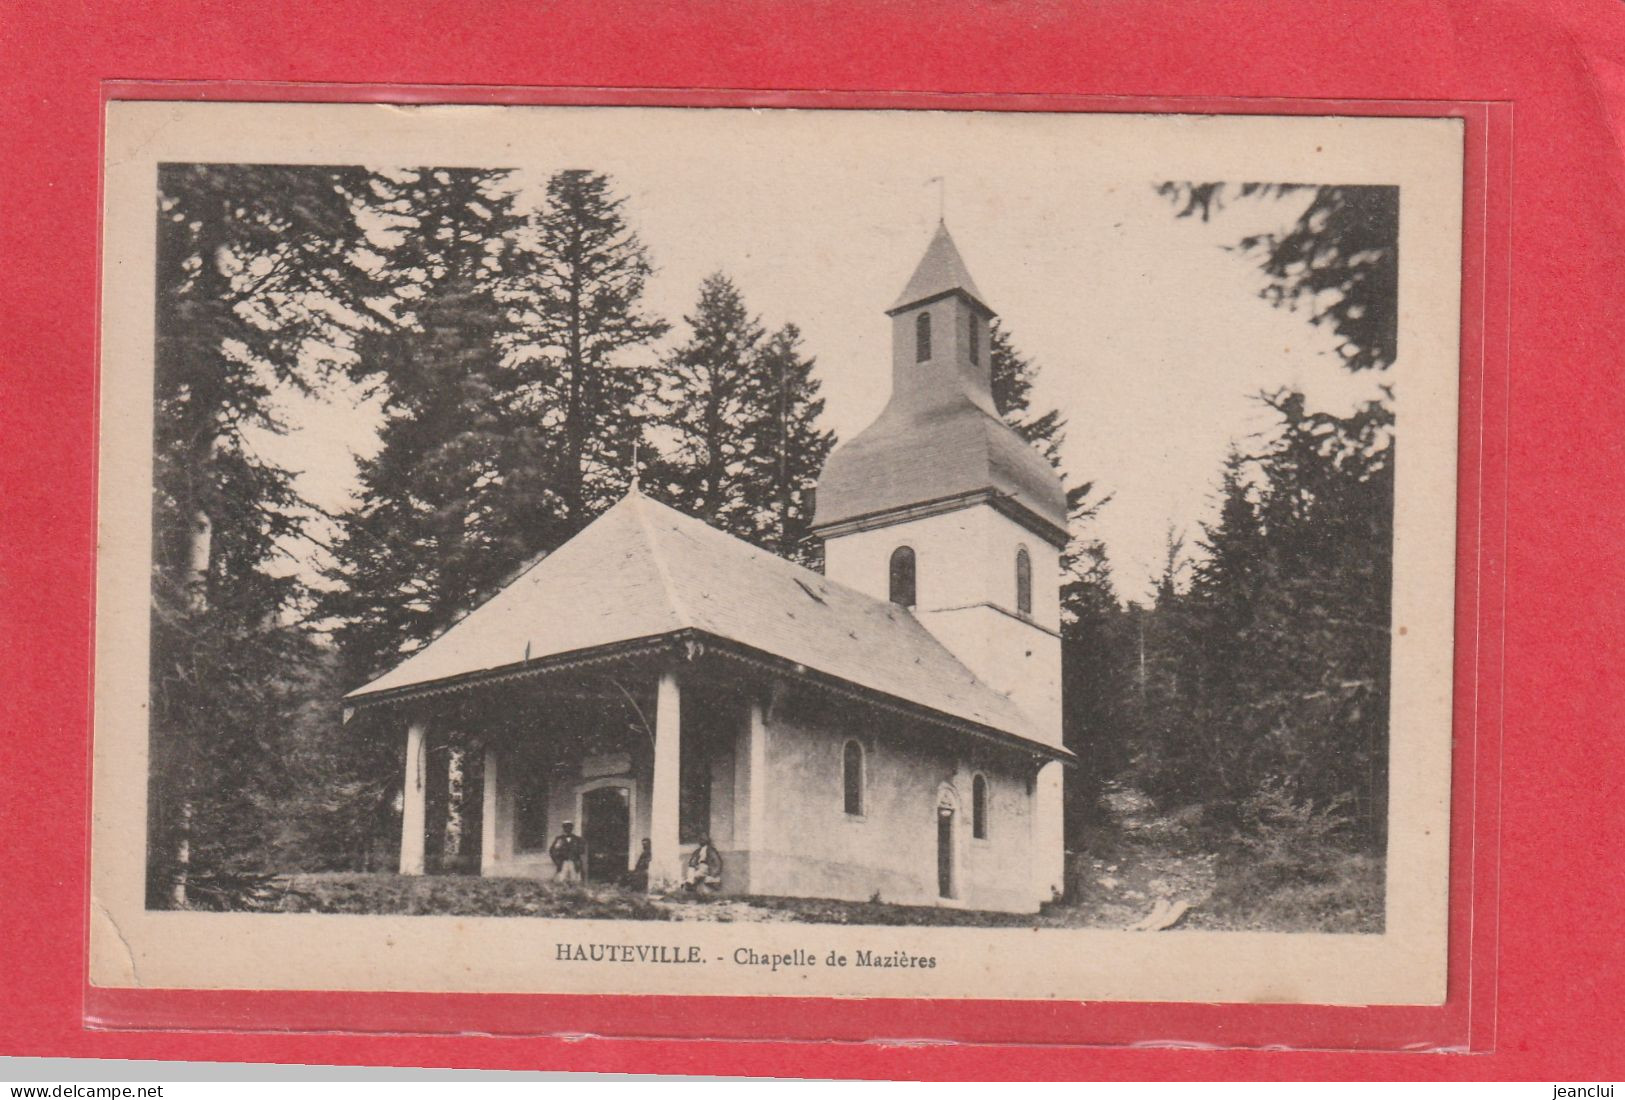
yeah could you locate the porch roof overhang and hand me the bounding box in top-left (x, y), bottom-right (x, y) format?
top-left (344, 627), bottom-right (1075, 767)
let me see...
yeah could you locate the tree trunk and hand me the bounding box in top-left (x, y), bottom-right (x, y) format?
top-left (172, 432), bottom-right (217, 906)
top-left (185, 509), bottom-right (212, 611)
top-left (169, 799), bottom-right (192, 907)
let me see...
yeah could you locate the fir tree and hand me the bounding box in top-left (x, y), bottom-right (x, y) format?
top-left (646, 273), bottom-right (768, 531)
top-left (990, 320), bottom-right (1068, 468)
top-left (1133, 181), bottom-right (1399, 856)
top-left (1122, 393), bottom-right (1394, 846)
top-left (751, 321), bottom-right (834, 565)
top-left (645, 274), bottom-right (834, 563)
top-left (321, 168), bottom-right (532, 681)
top-left (1241, 391), bottom-right (1394, 842)
top-left (150, 163), bottom-right (382, 906)
top-left (1157, 183), bottom-right (1400, 372)
top-left (507, 170), bottom-right (668, 532)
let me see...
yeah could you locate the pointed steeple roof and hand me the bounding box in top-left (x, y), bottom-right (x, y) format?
top-left (888, 221), bottom-right (992, 315)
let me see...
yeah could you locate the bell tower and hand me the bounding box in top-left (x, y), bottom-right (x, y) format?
top-left (811, 222), bottom-right (1069, 903)
top-left (882, 221), bottom-right (1001, 424)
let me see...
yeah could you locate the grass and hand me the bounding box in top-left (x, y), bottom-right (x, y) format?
top-left (275, 873), bottom-right (673, 920)
top-left (262, 787), bottom-right (1383, 932)
top-left (737, 893), bottom-right (1039, 927)
top-left (1197, 848), bottom-right (1384, 933)
top-left (270, 873), bottom-right (1052, 925)
top-left (1062, 786), bottom-right (1385, 933)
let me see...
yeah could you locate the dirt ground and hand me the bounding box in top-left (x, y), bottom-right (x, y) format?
top-left (274, 787), bottom-right (1380, 932)
top-left (1058, 786), bottom-right (1383, 934)
top-left (1058, 787), bottom-right (1220, 930)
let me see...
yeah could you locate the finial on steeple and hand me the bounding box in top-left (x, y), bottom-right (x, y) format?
top-left (630, 441), bottom-right (641, 492)
top-left (926, 175), bottom-right (945, 223)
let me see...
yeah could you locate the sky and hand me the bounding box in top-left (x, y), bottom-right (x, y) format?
top-left (250, 108), bottom-right (1390, 603)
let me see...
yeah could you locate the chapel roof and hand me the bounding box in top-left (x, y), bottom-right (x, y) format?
top-left (346, 489), bottom-right (1061, 754)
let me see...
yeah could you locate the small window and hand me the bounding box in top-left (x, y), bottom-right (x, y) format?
top-left (1015, 547), bottom-right (1033, 617)
top-left (972, 774), bottom-right (989, 839)
top-left (889, 546), bottom-right (916, 608)
top-left (968, 315), bottom-right (980, 364)
top-left (915, 310), bottom-right (932, 362)
top-left (514, 762), bottom-right (549, 851)
top-left (843, 740), bottom-right (865, 816)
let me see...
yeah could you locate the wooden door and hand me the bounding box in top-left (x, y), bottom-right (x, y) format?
top-left (582, 785), bottom-right (631, 883)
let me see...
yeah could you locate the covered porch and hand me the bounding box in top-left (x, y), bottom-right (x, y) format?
top-left (370, 640), bottom-right (769, 894)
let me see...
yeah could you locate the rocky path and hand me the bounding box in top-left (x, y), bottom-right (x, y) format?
top-left (1048, 786), bottom-right (1219, 930)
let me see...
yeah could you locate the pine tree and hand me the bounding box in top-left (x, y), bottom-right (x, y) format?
top-left (1157, 183), bottom-right (1400, 372)
top-left (1124, 393), bottom-right (1395, 846)
top-left (989, 320), bottom-right (1111, 596)
top-left (507, 170), bottom-right (667, 532)
top-left (321, 168), bottom-right (533, 682)
top-left (645, 274), bottom-right (834, 563)
top-left (990, 321), bottom-right (1067, 467)
top-left (646, 273), bottom-right (768, 531)
top-left (1241, 391), bottom-right (1394, 844)
top-left (1144, 182), bottom-right (1399, 855)
top-left (1173, 451), bottom-right (1269, 808)
top-left (1125, 531), bottom-right (1209, 806)
top-left (752, 322), bottom-right (835, 565)
top-left (150, 164), bottom-right (382, 906)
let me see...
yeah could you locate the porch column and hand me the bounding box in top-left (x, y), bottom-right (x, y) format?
top-left (480, 743), bottom-right (499, 876)
top-left (744, 695), bottom-right (769, 893)
top-left (648, 669), bottom-right (682, 890)
top-left (399, 718), bottom-right (428, 875)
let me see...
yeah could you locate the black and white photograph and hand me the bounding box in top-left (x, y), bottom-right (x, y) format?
top-left (93, 103), bottom-right (1462, 1002)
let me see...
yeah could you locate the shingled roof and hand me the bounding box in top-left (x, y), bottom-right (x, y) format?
top-left (346, 489), bottom-right (1060, 754)
top-left (889, 220), bottom-right (991, 315)
top-left (811, 395), bottom-right (1071, 544)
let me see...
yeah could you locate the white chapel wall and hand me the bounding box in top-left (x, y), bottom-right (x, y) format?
top-left (823, 505), bottom-right (1064, 746)
top-left (752, 695), bottom-right (1039, 913)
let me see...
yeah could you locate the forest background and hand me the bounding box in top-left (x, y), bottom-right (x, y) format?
top-left (146, 163), bottom-right (1397, 929)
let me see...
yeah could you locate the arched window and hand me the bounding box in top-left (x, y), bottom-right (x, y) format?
top-left (915, 310), bottom-right (932, 362)
top-left (1015, 547), bottom-right (1033, 617)
top-left (889, 545), bottom-right (917, 608)
top-left (968, 315), bottom-right (980, 365)
top-left (842, 740), bottom-right (865, 816)
top-left (972, 774), bottom-right (989, 839)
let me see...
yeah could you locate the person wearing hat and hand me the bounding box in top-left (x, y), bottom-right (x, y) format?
top-left (549, 820), bottom-right (585, 884)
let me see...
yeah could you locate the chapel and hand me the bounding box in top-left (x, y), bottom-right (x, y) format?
top-left (343, 222), bottom-right (1073, 913)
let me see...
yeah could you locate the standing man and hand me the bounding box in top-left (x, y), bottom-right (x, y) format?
top-left (549, 820), bottom-right (585, 884)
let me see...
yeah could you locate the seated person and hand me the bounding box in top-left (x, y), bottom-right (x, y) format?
top-left (683, 835), bottom-right (724, 894)
top-left (626, 837), bottom-right (652, 892)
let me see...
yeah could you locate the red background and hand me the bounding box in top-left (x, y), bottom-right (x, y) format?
top-left (1, 0), bottom-right (1620, 1079)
